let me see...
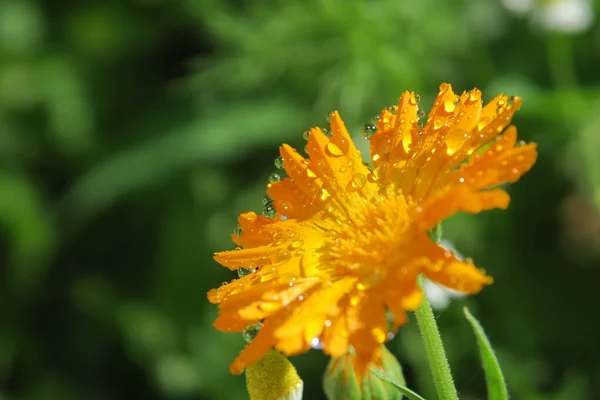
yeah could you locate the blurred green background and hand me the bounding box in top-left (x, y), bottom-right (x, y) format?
top-left (2, 0), bottom-right (600, 399)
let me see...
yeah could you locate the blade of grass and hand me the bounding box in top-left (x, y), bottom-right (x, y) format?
top-left (463, 307), bottom-right (508, 400)
top-left (371, 369), bottom-right (428, 400)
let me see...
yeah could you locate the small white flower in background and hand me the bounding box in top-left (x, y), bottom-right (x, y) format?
top-left (503, 0), bottom-right (596, 34)
top-left (503, 0), bottom-right (536, 14)
top-left (423, 240), bottom-right (467, 310)
top-left (532, 0), bottom-right (595, 34)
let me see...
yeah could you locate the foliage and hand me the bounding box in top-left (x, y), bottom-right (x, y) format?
top-left (1, 0), bottom-right (599, 399)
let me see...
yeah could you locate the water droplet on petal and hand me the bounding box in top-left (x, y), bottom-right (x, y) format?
top-left (468, 89), bottom-right (481, 102)
top-left (306, 168), bottom-right (317, 178)
top-left (433, 116), bottom-right (445, 130)
top-left (237, 267), bottom-right (255, 277)
top-left (262, 195), bottom-right (272, 205)
top-left (326, 142), bottom-right (344, 157)
top-left (350, 174), bottom-right (367, 190)
top-left (361, 123), bottom-right (378, 138)
top-left (207, 288), bottom-right (221, 303)
top-left (290, 239), bottom-right (304, 249)
top-left (443, 99), bottom-right (456, 113)
top-left (263, 204), bottom-right (277, 219)
top-left (268, 173), bottom-right (281, 183)
top-left (311, 337), bottom-right (323, 350)
top-left (303, 130), bottom-right (310, 140)
top-left (274, 156), bottom-right (284, 169)
top-left (243, 323), bottom-right (263, 343)
top-left (233, 226), bottom-right (243, 236)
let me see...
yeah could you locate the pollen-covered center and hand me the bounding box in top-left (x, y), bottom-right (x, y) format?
top-left (319, 190), bottom-right (415, 285)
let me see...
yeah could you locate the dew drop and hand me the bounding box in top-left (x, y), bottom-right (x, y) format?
top-left (350, 174), bottom-right (367, 190)
top-left (443, 99), bottom-right (456, 113)
top-left (262, 195), bottom-right (272, 205)
top-left (237, 267), bottom-right (255, 277)
top-left (433, 116), bottom-right (445, 130)
top-left (243, 323), bottom-right (263, 343)
top-left (274, 156), bottom-right (284, 169)
top-left (290, 239), bottom-right (304, 249)
top-left (268, 173), bottom-right (281, 183)
top-left (207, 288), bottom-right (221, 303)
top-left (496, 106), bottom-right (505, 115)
top-left (320, 188), bottom-right (331, 201)
top-left (361, 123), bottom-right (378, 138)
top-left (468, 89), bottom-right (481, 102)
top-left (306, 168), bottom-right (317, 178)
top-left (303, 130), bottom-right (310, 140)
top-left (233, 226), bottom-right (243, 236)
top-left (311, 337), bottom-right (323, 350)
top-left (324, 319), bottom-right (332, 328)
top-left (263, 204), bottom-right (277, 219)
top-left (326, 142), bottom-right (344, 157)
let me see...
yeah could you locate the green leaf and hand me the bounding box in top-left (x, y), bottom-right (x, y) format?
top-left (463, 307), bottom-right (509, 400)
top-left (371, 369), bottom-right (428, 400)
top-left (428, 223), bottom-right (443, 243)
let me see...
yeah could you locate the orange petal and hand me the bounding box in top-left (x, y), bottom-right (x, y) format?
top-left (441, 126), bottom-right (538, 190)
top-left (274, 277), bottom-right (357, 354)
top-left (347, 293), bottom-right (387, 377)
top-left (304, 113), bottom-right (376, 212)
top-left (267, 178), bottom-right (320, 220)
top-left (232, 212), bottom-right (279, 248)
top-left (415, 185), bottom-right (511, 232)
top-left (420, 241), bottom-right (493, 293)
top-left (370, 92), bottom-right (420, 183)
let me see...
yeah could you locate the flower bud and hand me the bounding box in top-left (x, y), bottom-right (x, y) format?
top-left (323, 345), bottom-right (405, 400)
top-left (245, 349), bottom-right (303, 400)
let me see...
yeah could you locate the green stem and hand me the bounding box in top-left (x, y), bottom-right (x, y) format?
top-left (546, 35), bottom-right (577, 90)
top-left (414, 276), bottom-right (458, 400)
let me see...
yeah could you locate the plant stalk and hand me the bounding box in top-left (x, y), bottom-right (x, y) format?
top-left (414, 276), bottom-right (459, 400)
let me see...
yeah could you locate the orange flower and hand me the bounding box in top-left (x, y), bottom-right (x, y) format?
top-left (208, 83), bottom-right (537, 376)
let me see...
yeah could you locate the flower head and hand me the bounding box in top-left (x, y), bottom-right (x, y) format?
top-left (208, 83), bottom-right (537, 375)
